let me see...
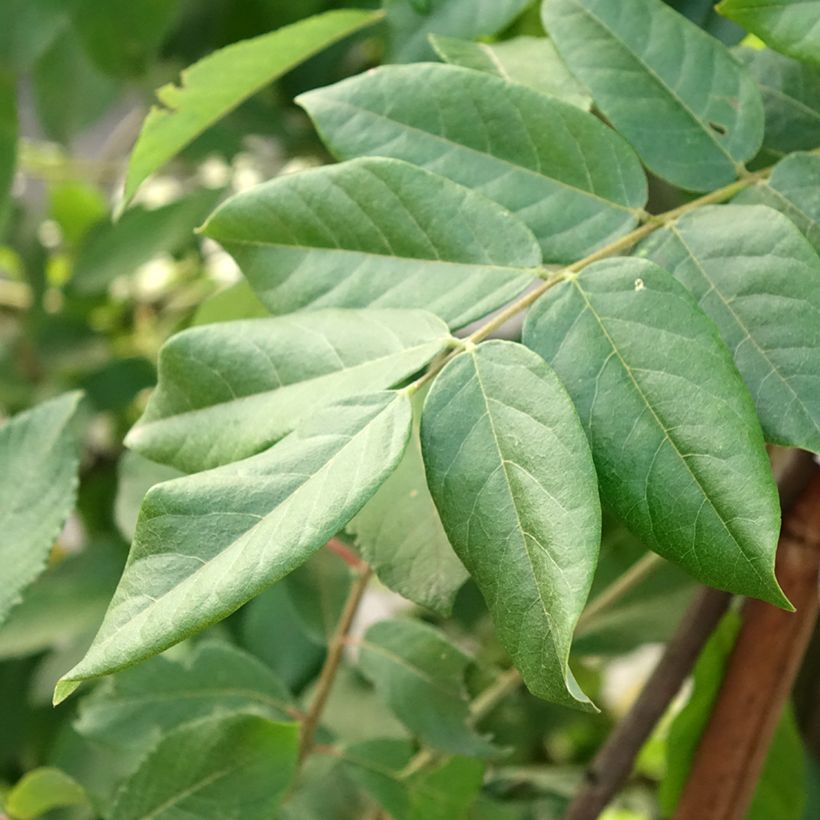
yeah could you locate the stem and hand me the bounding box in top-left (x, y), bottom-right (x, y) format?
top-left (299, 566), bottom-right (373, 762)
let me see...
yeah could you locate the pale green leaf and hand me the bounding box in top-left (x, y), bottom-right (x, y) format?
top-left (717, 0), bottom-right (820, 66)
top-left (54, 391), bottom-right (411, 702)
top-left (358, 618), bottom-right (496, 756)
top-left (191, 280), bottom-right (269, 326)
top-left (637, 203), bottom-right (820, 453)
top-left (108, 714), bottom-right (299, 820)
top-left (122, 9), bottom-right (383, 204)
top-left (543, 0), bottom-right (764, 191)
top-left (201, 157), bottom-right (540, 329)
top-left (384, 0), bottom-right (530, 62)
top-left (74, 642), bottom-right (295, 752)
top-left (735, 152), bottom-right (820, 252)
top-left (348, 391), bottom-right (467, 615)
top-left (421, 340), bottom-right (601, 706)
top-left (523, 257), bottom-right (786, 606)
top-left (126, 308), bottom-right (452, 472)
top-left (735, 47), bottom-right (820, 154)
top-left (297, 64), bottom-right (646, 262)
top-left (0, 392), bottom-right (83, 627)
top-left (5, 768), bottom-right (87, 820)
top-left (429, 34), bottom-right (592, 107)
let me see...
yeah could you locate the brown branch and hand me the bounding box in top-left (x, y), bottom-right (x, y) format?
top-left (674, 468), bottom-right (820, 820)
top-left (565, 585), bottom-right (732, 820)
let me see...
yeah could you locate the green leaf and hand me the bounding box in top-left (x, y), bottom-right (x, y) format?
top-left (637, 203), bottom-right (820, 453)
top-left (297, 64), bottom-right (647, 263)
top-left (191, 280), bottom-right (269, 325)
top-left (735, 152), bottom-right (820, 253)
top-left (70, 188), bottom-right (223, 295)
top-left (341, 738), bottom-right (485, 820)
top-left (5, 767), bottom-right (87, 820)
top-left (384, 0), bottom-right (531, 62)
top-left (543, 0), bottom-right (764, 191)
top-left (54, 391), bottom-right (412, 703)
top-left (358, 618), bottom-right (496, 756)
top-left (421, 340), bottom-right (601, 707)
top-left (280, 755), bottom-right (371, 820)
top-left (201, 157), bottom-right (540, 329)
top-left (126, 308), bottom-right (452, 472)
top-left (717, 0), bottom-right (820, 67)
top-left (122, 9), bottom-right (383, 204)
top-left (0, 392), bottom-right (83, 627)
top-left (735, 47), bottom-right (820, 155)
top-left (348, 392), bottom-right (468, 615)
top-left (0, 72), bottom-right (17, 229)
top-left (523, 257), bottom-right (786, 606)
top-left (428, 34), bottom-right (592, 108)
top-left (114, 452), bottom-right (182, 541)
top-left (74, 642), bottom-right (295, 752)
top-left (108, 714), bottom-right (299, 820)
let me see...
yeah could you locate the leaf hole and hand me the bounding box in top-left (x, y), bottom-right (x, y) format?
top-left (634, 278), bottom-right (645, 292)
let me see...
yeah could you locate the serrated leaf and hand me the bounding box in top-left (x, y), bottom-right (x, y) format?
top-left (0, 392), bottom-right (83, 627)
top-left (74, 642), bottom-right (295, 753)
top-left (358, 619), bottom-right (496, 756)
top-left (735, 152), bottom-right (820, 252)
top-left (122, 9), bottom-right (383, 204)
top-left (341, 738), bottom-right (485, 820)
top-left (421, 340), bottom-right (601, 707)
top-left (637, 203), bottom-right (820, 453)
top-left (201, 158), bottom-right (540, 329)
top-left (108, 714), bottom-right (298, 820)
top-left (384, 0), bottom-right (531, 62)
top-left (297, 64), bottom-right (646, 263)
top-left (126, 308), bottom-right (452, 472)
top-left (543, 0), bottom-right (764, 191)
top-left (735, 47), bottom-right (820, 154)
top-left (348, 391), bottom-right (467, 615)
top-left (5, 767), bottom-right (87, 820)
top-left (55, 391), bottom-right (412, 703)
top-left (717, 0), bottom-right (820, 67)
top-left (523, 257), bottom-right (786, 605)
top-left (428, 34), bottom-right (592, 108)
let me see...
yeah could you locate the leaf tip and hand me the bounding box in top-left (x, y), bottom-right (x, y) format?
top-left (53, 678), bottom-right (80, 707)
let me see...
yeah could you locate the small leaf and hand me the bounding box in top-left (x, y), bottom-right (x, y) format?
top-left (74, 642), bottom-right (295, 752)
top-left (122, 9), bottom-right (383, 204)
top-left (126, 308), bottom-right (452, 472)
top-left (108, 714), bottom-right (299, 820)
top-left (384, 0), bottom-right (530, 62)
top-left (543, 0), bottom-right (764, 191)
top-left (358, 619), bottom-right (496, 756)
top-left (348, 392), bottom-right (468, 616)
top-left (637, 203), bottom-right (820, 453)
top-left (55, 391), bottom-right (412, 702)
top-left (0, 392), bottom-right (83, 627)
top-left (735, 47), bottom-right (820, 154)
top-left (201, 157), bottom-right (540, 329)
top-left (717, 0), bottom-right (820, 67)
top-left (421, 340), bottom-right (601, 707)
top-left (5, 768), bottom-right (87, 820)
top-left (298, 64), bottom-right (646, 263)
top-left (428, 34), bottom-right (592, 107)
top-left (523, 257), bottom-right (786, 606)
top-left (735, 152), bottom-right (820, 253)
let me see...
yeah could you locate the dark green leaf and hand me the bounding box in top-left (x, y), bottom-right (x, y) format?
top-left (5, 768), bottom-right (87, 820)
top-left (428, 34), bottom-right (592, 107)
top-left (126, 308), bottom-right (452, 472)
top-left (298, 64), bottom-right (646, 262)
top-left (201, 157), bottom-right (540, 329)
top-left (523, 257), bottom-right (786, 605)
top-left (0, 392), bottom-right (83, 627)
top-left (55, 391), bottom-right (412, 702)
top-left (359, 618), bottom-right (496, 756)
top-left (108, 714), bottom-right (298, 820)
top-left (637, 203), bottom-right (820, 453)
top-left (543, 0), bottom-right (764, 191)
top-left (384, 0), bottom-right (531, 62)
top-left (421, 340), bottom-right (601, 706)
top-left (122, 9), bottom-right (383, 204)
